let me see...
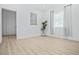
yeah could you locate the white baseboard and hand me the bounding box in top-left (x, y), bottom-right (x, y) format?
top-left (17, 34), bottom-right (41, 40)
top-left (66, 37), bottom-right (79, 41)
top-left (47, 34), bottom-right (79, 41)
top-left (0, 37), bottom-right (2, 44)
top-left (15, 34), bottom-right (79, 41)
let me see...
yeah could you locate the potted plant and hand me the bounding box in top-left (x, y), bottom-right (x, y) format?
top-left (41, 20), bottom-right (47, 36)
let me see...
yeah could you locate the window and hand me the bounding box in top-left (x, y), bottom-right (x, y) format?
top-left (30, 12), bottom-right (37, 25)
top-left (54, 11), bottom-right (64, 27)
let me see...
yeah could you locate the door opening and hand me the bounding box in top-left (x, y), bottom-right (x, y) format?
top-left (2, 8), bottom-right (16, 39)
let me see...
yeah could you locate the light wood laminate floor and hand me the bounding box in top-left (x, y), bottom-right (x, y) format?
top-left (0, 36), bottom-right (79, 55)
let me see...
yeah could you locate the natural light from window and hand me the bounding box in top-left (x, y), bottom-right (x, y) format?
top-left (54, 11), bottom-right (64, 27)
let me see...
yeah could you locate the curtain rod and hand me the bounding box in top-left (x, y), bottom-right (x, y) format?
top-left (64, 4), bottom-right (72, 7)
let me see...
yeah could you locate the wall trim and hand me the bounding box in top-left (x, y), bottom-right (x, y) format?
top-left (47, 34), bottom-right (79, 42)
top-left (17, 34), bottom-right (41, 40)
top-left (0, 37), bottom-right (2, 44)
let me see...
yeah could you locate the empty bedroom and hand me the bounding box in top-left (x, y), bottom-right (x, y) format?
top-left (0, 4), bottom-right (79, 55)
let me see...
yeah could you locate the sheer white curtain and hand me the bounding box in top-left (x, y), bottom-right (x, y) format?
top-left (50, 11), bottom-right (54, 34)
top-left (64, 4), bottom-right (72, 37)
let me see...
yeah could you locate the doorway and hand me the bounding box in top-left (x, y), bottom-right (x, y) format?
top-left (2, 8), bottom-right (16, 39)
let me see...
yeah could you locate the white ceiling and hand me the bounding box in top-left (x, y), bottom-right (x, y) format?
top-left (0, 4), bottom-right (65, 11)
top-left (20, 4), bottom-right (65, 11)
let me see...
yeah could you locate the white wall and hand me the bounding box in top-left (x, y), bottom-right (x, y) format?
top-left (2, 9), bottom-right (16, 36)
top-left (71, 4), bottom-right (79, 39)
top-left (0, 4), bottom-right (42, 39)
top-left (17, 8), bottom-right (42, 39)
top-left (0, 7), bottom-right (2, 43)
